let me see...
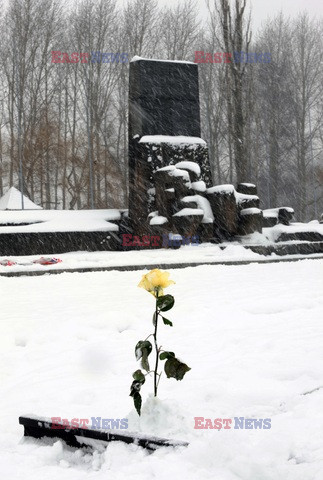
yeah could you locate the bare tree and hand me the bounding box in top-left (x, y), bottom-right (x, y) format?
top-left (208, 0), bottom-right (252, 183)
top-left (122, 0), bottom-right (158, 58)
top-left (254, 13), bottom-right (294, 208)
top-left (158, 0), bottom-right (200, 60)
top-left (288, 14), bottom-right (323, 220)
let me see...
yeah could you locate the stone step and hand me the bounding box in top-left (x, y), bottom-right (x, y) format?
top-left (246, 241), bottom-right (323, 256)
top-left (276, 231), bottom-right (323, 242)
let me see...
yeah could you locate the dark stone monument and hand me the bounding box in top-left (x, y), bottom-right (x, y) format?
top-left (129, 58), bottom-right (201, 138)
top-left (127, 57), bottom-right (265, 245)
top-left (126, 55), bottom-right (321, 250)
top-left (128, 58), bottom-right (211, 236)
top-left (0, 59), bottom-right (322, 257)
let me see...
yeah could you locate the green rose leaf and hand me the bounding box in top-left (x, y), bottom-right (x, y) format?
top-left (129, 371), bottom-right (145, 414)
top-left (135, 340), bottom-right (152, 360)
top-left (135, 341), bottom-right (144, 361)
top-left (164, 357), bottom-right (191, 381)
top-left (133, 392), bottom-right (142, 416)
top-left (157, 294), bottom-right (175, 312)
top-left (135, 340), bottom-right (153, 372)
top-left (152, 312), bottom-right (157, 326)
top-left (130, 379), bottom-right (143, 396)
top-left (141, 355), bottom-right (149, 372)
top-left (132, 369), bottom-right (146, 383)
top-left (162, 316), bottom-right (173, 327)
top-left (159, 351), bottom-right (175, 361)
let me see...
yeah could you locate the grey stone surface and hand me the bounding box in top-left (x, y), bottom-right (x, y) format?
top-left (129, 59), bottom-right (200, 138)
top-left (172, 212), bottom-right (204, 237)
top-left (238, 210), bottom-right (263, 235)
top-left (236, 194), bottom-right (260, 210)
top-left (237, 183), bottom-right (257, 196)
top-left (206, 189), bottom-right (238, 237)
top-left (262, 216), bottom-right (277, 228)
top-left (278, 208), bottom-right (293, 225)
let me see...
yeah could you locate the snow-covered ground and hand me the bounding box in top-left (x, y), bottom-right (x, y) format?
top-left (0, 243), bottom-right (260, 273)
top-left (1, 240), bottom-right (323, 275)
top-left (1, 259), bottom-right (323, 479)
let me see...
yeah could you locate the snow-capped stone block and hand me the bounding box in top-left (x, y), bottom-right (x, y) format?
top-left (130, 56), bottom-right (195, 65)
top-left (156, 165), bottom-right (176, 172)
top-left (236, 183), bottom-right (257, 196)
top-left (154, 166), bottom-right (191, 212)
top-left (140, 136), bottom-right (206, 146)
top-left (263, 209), bottom-right (279, 218)
top-left (149, 215), bottom-right (168, 226)
top-left (169, 169), bottom-right (191, 182)
top-left (263, 207), bottom-right (294, 218)
top-left (278, 208), bottom-right (294, 226)
top-left (174, 161), bottom-right (201, 175)
top-left (191, 181), bottom-right (206, 192)
top-left (235, 191), bottom-right (260, 210)
top-left (148, 211), bottom-right (159, 218)
top-left (206, 186), bottom-right (238, 236)
top-left (174, 161), bottom-right (202, 183)
top-left (270, 224), bottom-right (323, 243)
top-left (262, 207), bottom-right (294, 227)
top-left (238, 208), bottom-right (263, 235)
top-left (173, 208), bottom-right (204, 217)
top-left (207, 184), bottom-right (235, 195)
top-left (155, 165), bottom-right (190, 185)
top-left (172, 208), bottom-right (204, 236)
top-left (181, 195), bottom-right (214, 224)
top-left (240, 208), bottom-right (262, 216)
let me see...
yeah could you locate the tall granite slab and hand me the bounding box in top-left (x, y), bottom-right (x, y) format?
top-left (128, 58), bottom-right (209, 235)
top-left (129, 58), bottom-right (201, 138)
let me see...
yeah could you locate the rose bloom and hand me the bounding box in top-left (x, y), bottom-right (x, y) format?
top-left (138, 269), bottom-right (175, 297)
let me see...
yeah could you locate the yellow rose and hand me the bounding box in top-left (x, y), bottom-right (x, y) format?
top-left (138, 269), bottom-right (175, 297)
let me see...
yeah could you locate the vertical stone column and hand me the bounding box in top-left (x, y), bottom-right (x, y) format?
top-left (128, 58), bottom-right (204, 234)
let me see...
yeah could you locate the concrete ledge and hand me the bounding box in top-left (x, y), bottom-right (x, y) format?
top-left (246, 241), bottom-right (323, 256)
top-left (0, 231), bottom-right (121, 256)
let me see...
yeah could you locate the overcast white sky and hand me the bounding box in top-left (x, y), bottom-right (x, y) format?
top-left (154, 0), bottom-right (323, 32)
top-left (2, 0), bottom-right (322, 33)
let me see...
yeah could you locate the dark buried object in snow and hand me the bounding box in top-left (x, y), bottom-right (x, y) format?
top-left (19, 415), bottom-right (189, 452)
